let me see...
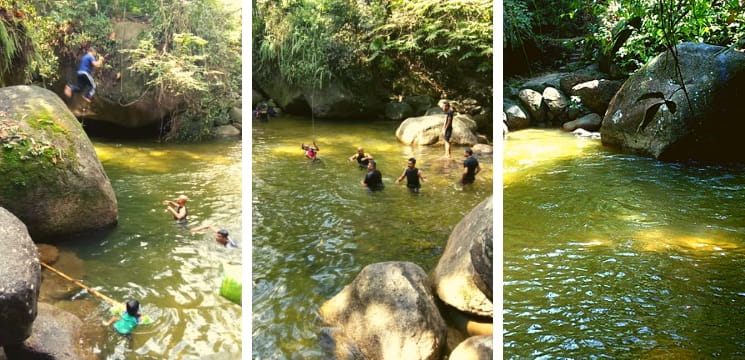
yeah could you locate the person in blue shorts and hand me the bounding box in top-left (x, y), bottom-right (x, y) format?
top-left (461, 148), bottom-right (481, 186)
top-left (64, 47), bottom-right (104, 102)
top-left (395, 157), bottom-right (428, 193)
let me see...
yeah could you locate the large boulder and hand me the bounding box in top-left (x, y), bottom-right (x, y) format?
top-left (259, 76), bottom-right (384, 119)
top-left (384, 101), bottom-right (415, 121)
top-left (601, 42), bottom-right (745, 161)
top-left (0, 85), bottom-right (118, 240)
top-left (0, 207), bottom-right (40, 346)
top-left (396, 114), bottom-right (479, 146)
top-left (570, 79), bottom-right (623, 115)
top-left (3, 303), bottom-right (95, 360)
top-left (518, 88), bottom-right (545, 124)
top-left (449, 336), bottom-right (493, 360)
top-left (503, 99), bottom-right (530, 130)
top-left (562, 113), bottom-right (602, 132)
top-left (542, 86), bottom-right (568, 123)
top-left (320, 261), bottom-right (447, 360)
top-left (403, 95), bottom-right (435, 115)
top-left (521, 73), bottom-right (565, 93)
top-left (432, 196), bottom-right (493, 317)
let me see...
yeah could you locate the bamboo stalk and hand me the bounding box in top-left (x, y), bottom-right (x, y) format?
top-left (40, 262), bottom-right (122, 307)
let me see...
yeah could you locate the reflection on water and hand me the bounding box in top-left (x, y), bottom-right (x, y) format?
top-left (504, 129), bottom-right (745, 358)
top-left (252, 116), bottom-right (493, 359)
top-left (41, 139), bottom-right (242, 359)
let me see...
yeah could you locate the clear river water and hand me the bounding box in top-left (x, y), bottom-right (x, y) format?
top-left (39, 137), bottom-right (242, 359)
top-left (251, 115), bottom-right (493, 359)
top-left (504, 129), bottom-right (745, 359)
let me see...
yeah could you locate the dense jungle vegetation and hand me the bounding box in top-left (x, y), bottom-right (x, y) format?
top-left (0, 0), bottom-right (241, 141)
top-left (252, 0), bottom-right (493, 106)
top-left (504, 0), bottom-right (745, 76)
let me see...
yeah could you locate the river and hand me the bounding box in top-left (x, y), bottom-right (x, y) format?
top-left (39, 137), bottom-right (242, 359)
top-left (504, 129), bottom-right (745, 358)
top-left (251, 115), bottom-right (493, 359)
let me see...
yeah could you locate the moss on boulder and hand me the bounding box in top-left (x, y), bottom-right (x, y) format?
top-left (0, 85), bottom-right (118, 240)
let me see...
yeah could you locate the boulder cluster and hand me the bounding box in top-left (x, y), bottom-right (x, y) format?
top-left (319, 196), bottom-right (493, 360)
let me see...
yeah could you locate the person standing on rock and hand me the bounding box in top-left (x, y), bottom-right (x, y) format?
top-left (442, 101), bottom-right (454, 158)
top-left (461, 148), bottom-right (481, 186)
top-left (395, 157), bottom-right (428, 193)
top-left (163, 195), bottom-right (188, 224)
top-left (64, 47), bottom-right (104, 102)
top-left (348, 147), bottom-right (373, 169)
top-left (361, 160), bottom-right (384, 192)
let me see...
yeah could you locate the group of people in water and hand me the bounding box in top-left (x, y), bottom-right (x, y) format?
top-left (101, 194), bottom-right (238, 337)
top-left (299, 101), bottom-right (482, 192)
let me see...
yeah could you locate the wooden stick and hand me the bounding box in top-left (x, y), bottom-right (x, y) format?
top-left (40, 262), bottom-right (122, 306)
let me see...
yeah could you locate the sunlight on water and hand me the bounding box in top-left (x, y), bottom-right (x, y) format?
top-left (253, 116), bottom-right (493, 359)
top-left (504, 128), bottom-right (745, 359)
top-left (42, 138), bottom-right (242, 360)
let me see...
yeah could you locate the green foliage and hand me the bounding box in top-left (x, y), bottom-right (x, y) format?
top-left (367, 0), bottom-right (492, 97)
top-left (503, 0), bottom-right (534, 51)
top-left (591, 0), bottom-right (745, 74)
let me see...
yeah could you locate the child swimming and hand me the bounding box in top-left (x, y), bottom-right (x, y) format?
top-left (301, 142), bottom-right (319, 161)
top-left (104, 299), bottom-right (142, 336)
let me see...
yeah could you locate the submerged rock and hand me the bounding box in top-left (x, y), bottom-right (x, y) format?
top-left (431, 196), bottom-right (493, 317)
top-left (0, 207), bottom-right (40, 346)
top-left (0, 85), bottom-right (118, 240)
top-left (3, 303), bottom-right (95, 360)
top-left (320, 261), bottom-right (447, 360)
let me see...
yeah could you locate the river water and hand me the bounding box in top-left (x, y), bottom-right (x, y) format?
top-left (504, 129), bottom-right (745, 358)
top-left (39, 138), bottom-right (242, 359)
top-left (251, 115), bottom-right (493, 359)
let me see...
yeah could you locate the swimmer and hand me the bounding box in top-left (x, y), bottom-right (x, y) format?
top-left (163, 195), bottom-right (188, 223)
top-left (103, 299), bottom-right (142, 336)
top-left (190, 224), bottom-right (238, 248)
top-left (301, 142), bottom-right (319, 161)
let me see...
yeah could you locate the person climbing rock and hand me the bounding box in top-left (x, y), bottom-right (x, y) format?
top-left (64, 47), bottom-right (104, 102)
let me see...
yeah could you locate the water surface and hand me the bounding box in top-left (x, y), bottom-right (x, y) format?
top-left (504, 129), bottom-right (745, 359)
top-left (252, 115), bottom-right (493, 359)
top-left (41, 138), bottom-right (242, 359)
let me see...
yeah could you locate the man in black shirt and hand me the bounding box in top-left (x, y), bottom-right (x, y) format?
top-left (361, 160), bottom-right (384, 191)
top-left (395, 157), bottom-right (428, 193)
top-left (461, 148), bottom-right (481, 185)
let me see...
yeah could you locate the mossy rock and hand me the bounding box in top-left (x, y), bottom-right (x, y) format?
top-left (0, 85), bottom-right (118, 241)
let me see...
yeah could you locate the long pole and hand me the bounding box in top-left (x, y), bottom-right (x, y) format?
top-left (40, 262), bottom-right (122, 306)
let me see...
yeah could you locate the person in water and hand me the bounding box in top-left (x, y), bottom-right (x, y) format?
top-left (104, 299), bottom-right (142, 336)
top-left (190, 224), bottom-right (238, 248)
top-left (395, 157), bottom-right (428, 193)
top-left (163, 195), bottom-right (188, 223)
top-left (461, 148), bottom-right (481, 186)
top-left (64, 47), bottom-right (104, 102)
top-left (301, 142), bottom-right (319, 161)
top-left (361, 160), bottom-right (384, 191)
top-left (348, 147), bottom-right (374, 169)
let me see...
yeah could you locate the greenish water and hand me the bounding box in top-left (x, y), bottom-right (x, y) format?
top-left (252, 115), bottom-right (493, 359)
top-left (41, 138), bottom-right (242, 359)
top-left (504, 129), bottom-right (745, 359)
